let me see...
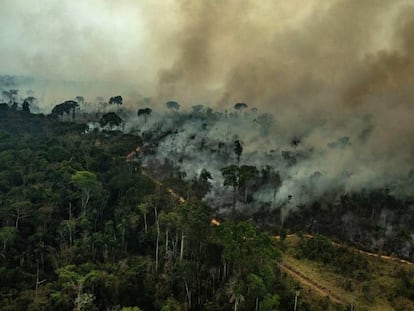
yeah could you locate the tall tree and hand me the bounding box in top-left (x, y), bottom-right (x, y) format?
top-left (71, 171), bottom-right (100, 216)
top-left (166, 101), bottom-right (180, 111)
top-left (99, 112), bottom-right (124, 130)
top-left (234, 102), bottom-right (248, 112)
top-left (246, 274), bottom-right (266, 311)
top-left (109, 95), bottom-right (123, 113)
top-left (21, 96), bottom-right (38, 112)
top-left (137, 108), bottom-right (152, 123)
top-left (138, 200), bottom-right (150, 234)
top-left (234, 140), bottom-right (243, 164)
top-left (22, 97), bottom-right (35, 113)
top-left (10, 200), bottom-right (32, 229)
top-left (0, 226), bottom-right (17, 251)
top-left (51, 100), bottom-right (79, 121)
top-left (226, 277), bottom-right (245, 311)
top-left (238, 165), bottom-right (259, 203)
top-left (221, 165), bottom-right (241, 211)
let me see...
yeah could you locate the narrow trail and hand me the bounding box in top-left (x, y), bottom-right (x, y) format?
top-left (127, 147), bottom-right (186, 203)
top-left (275, 234), bottom-right (413, 266)
top-left (352, 247), bottom-right (413, 265)
top-left (141, 169), bottom-right (186, 203)
top-left (278, 262), bottom-right (347, 306)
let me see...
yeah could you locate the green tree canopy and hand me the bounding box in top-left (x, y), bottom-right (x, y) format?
top-left (99, 112), bottom-right (124, 129)
top-left (71, 170), bottom-right (100, 215)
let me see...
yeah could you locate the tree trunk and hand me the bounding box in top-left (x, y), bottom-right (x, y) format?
top-left (68, 223), bottom-right (73, 247)
top-left (370, 206), bottom-right (375, 222)
top-left (184, 278), bottom-right (191, 309)
top-left (180, 231), bottom-right (185, 263)
top-left (165, 229), bottom-right (169, 254)
top-left (15, 213), bottom-right (20, 229)
top-left (294, 290), bottom-right (299, 311)
top-left (175, 225), bottom-right (179, 258)
top-left (222, 261), bottom-right (227, 283)
top-left (74, 282), bottom-right (83, 311)
top-left (103, 243), bottom-right (108, 262)
top-left (121, 227), bottom-right (126, 252)
top-left (83, 190), bottom-right (91, 216)
top-left (232, 190), bottom-right (237, 212)
top-left (155, 226), bottom-right (159, 273)
top-left (154, 206), bottom-right (159, 274)
top-left (35, 263), bottom-right (40, 300)
top-left (143, 213), bottom-right (148, 233)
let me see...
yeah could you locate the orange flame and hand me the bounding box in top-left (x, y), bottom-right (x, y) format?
top-left (211, 218), bottom-right (220, 226)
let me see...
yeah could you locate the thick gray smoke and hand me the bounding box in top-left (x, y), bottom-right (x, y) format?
top-left (131, 104), bottom-right (411, 218)
top-left (139, 0), bottom-right (414, 210)
top-left (150, 1), bottom-right (414, 193)
top-left (2, 1), bottom-right (414, 207)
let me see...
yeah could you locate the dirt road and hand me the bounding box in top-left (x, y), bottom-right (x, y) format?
top-left (275, 234), bottom-right (413, 266)
top-left (278, 262), bottom-right (348, 306)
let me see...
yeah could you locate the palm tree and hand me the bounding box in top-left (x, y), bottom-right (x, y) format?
top-left (226, 278), bottom-right (245, 311)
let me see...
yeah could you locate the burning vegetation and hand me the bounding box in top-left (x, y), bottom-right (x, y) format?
top-left (2, 0), bottom-right (414, 309)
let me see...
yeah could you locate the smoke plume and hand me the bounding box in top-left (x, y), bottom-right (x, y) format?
top-left (2, 0), bottom-right (414, 201)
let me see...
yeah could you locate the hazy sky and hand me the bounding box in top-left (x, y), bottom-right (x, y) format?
top-left (1, 1), bottom-right (149, 82)
top-left (1, 0), bottom-right (414, 108)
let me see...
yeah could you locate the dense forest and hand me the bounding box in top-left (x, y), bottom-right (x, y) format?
top-left (1, 93), bottom-right (414, 310)
top-left (0, 105), bottom-right (299, 310)
top-left (3, 0), bottom-right (414, 309)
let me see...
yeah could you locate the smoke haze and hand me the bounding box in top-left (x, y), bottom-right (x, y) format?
top-left (2, 0), bottom-right (414, 200)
